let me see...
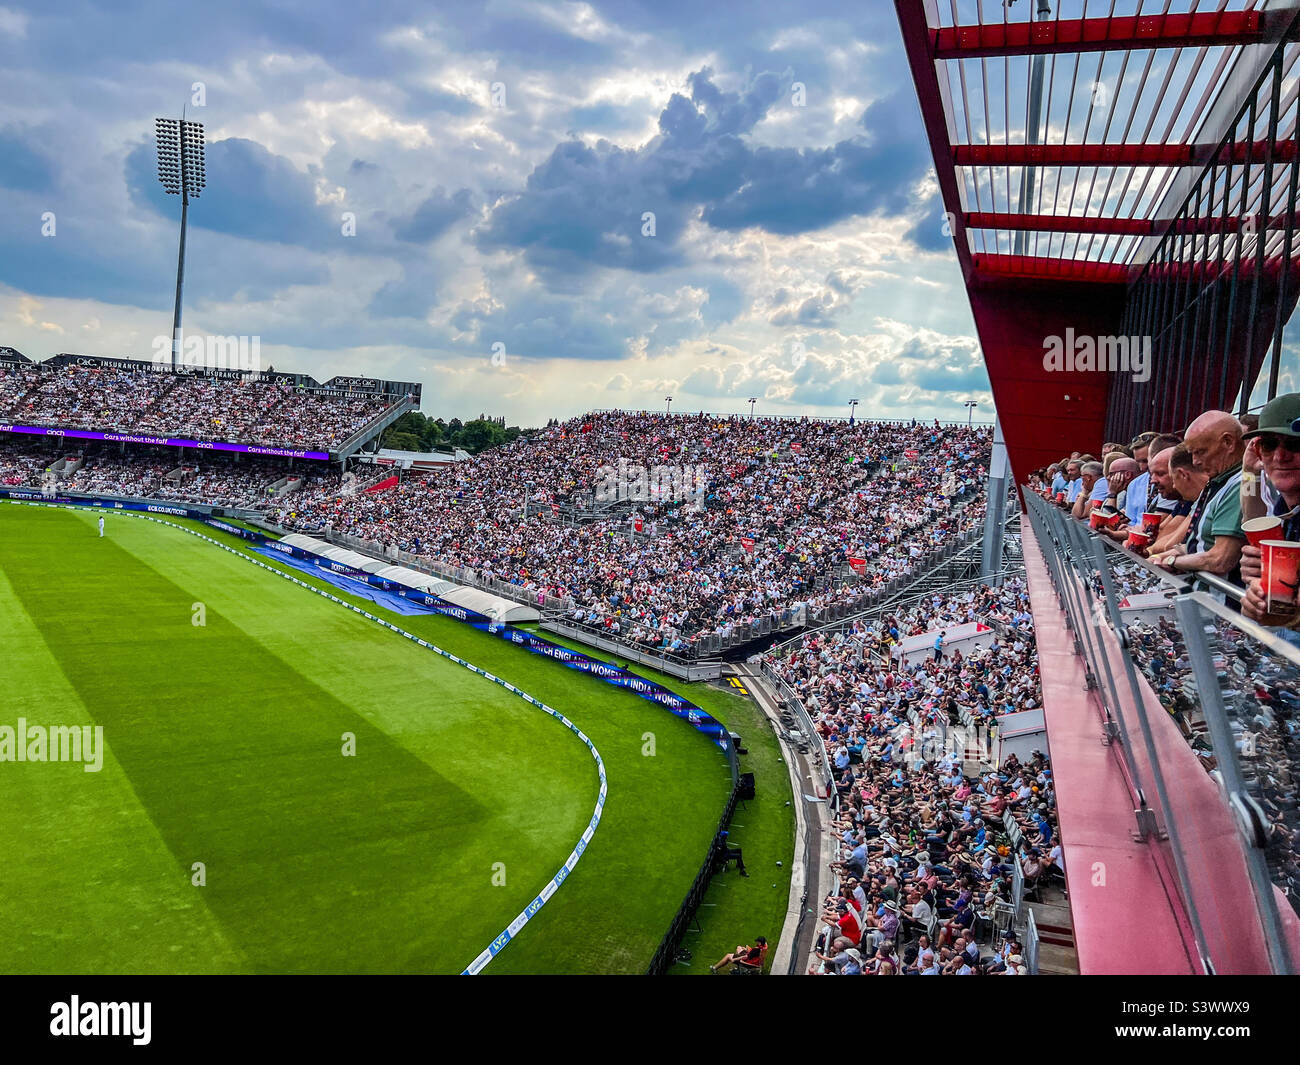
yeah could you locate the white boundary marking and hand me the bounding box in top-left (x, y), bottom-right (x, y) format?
top-left (2, 501), bottom-right (606, 975)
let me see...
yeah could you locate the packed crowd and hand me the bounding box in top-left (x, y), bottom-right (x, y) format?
top-left (0, 363), bottom-right (395, 450)
top-left (769, 579), bottom-right (1040, 743)
top-left (266, 411), bottom-right (992, 651)
top-left (1026, 400), bottom-right (1300, 915)
top-left (0, 438), bottom-right (337, 510)
top-left (0, 401), bottom-right (993, 659)
top-left (761, 579), bottom-right (1056, 975)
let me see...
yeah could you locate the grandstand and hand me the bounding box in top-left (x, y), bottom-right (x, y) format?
top-left (263, 410), bottom-right (993, 672)
top-left (0, 351), bottom-right (420, 460)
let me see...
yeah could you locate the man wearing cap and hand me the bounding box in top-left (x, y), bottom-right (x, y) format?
top-left (1240, 394), bottom-right (1300, 628)
top-left (1158, 410), bottom-right (1246, 580)
top-left (862, 899), bottom-right (901, 949)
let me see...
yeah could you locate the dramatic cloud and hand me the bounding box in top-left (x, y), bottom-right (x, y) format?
top-left (0, 0), bottom-right (988, 425)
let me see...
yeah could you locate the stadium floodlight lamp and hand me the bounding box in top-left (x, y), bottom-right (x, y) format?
top-left (748, 397), bottom-right (757, 419)
top-left (848, 399), bottom-right (859, 422)
top-left (156, 116), bottom-right (207, 370)
top-left (964, 400), bottom-right (978, 426)
top-left (665, 395), bottom-right (673, 414)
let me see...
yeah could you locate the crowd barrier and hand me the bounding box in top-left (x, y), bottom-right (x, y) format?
top-left (1024, 491), bottom-right (1299, 974)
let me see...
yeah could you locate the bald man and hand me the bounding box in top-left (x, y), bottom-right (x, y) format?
top-left (1156, 411), bottom-right (1246, 580)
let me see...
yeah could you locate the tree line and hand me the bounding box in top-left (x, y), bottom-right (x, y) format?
top-left (378, 411), bottom-right (539, 455)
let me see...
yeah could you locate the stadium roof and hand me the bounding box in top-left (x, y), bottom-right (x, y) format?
top-left (901, 0), bottom-right (1300, 286)
top-left (897, 0), bottom-right (1300, 476)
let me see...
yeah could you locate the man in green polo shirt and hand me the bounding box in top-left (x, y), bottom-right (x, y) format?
top-left (1158, 409), bottom-right (1245, 582)
top-left (1241, 393), bottom-right (1300, 628)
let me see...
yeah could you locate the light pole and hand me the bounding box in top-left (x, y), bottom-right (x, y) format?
top-left (1016, 0), bottom-right (1053, 258)
top-left (748, 397), bottom-right (757, 419)
top-left (665, 395), bottom-right (672, 415)
top-left (964, 400), bottom-right (978, 426)
top-left (156, 115), bottom-right (206, 370)
top-left (848, 398), bottom-right (859, 424)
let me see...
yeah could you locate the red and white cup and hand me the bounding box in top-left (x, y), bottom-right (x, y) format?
top-left (1127, 528), bottom-right (1152, 550)
top-left (1055, 492), bottom-right (1066, 504)
top-left (1142, 511), bottom-right (1164, 533)
top-left (1243, 515), bottom-right (1283, 548)
top-left (1261, 539), bottom-right (1300, 613)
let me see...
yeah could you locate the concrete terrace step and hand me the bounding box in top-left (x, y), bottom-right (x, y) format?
top-left (1027, 888), bottom-right (1079, 973)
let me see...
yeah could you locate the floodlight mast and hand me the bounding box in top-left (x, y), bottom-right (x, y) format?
top-left (156, 117), bottom-right (206, 370)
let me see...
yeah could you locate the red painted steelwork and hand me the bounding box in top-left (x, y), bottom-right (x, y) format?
top-left (952, 140), bottom-right (1298, 167)
top-left (933, 11), bottom-right (1284, 60)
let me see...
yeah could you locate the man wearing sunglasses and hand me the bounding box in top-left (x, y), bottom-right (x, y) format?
top-left (1240, 394), bottom-right (1300, 627)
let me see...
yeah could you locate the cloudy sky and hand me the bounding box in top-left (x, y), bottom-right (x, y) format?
top-left (0, 0), bottom-right (992, 426)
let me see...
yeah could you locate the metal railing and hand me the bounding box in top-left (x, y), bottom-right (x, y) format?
top-left (1024, 491), bottom-right (1298, 974)
top-left (758, 660), bottom-right (836, 808)
top-left (334, 395), bottom-right (415, 461)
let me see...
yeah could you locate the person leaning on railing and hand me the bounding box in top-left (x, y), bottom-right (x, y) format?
top-left (1143, 446), bottom-right (1205, 557)
top-left (1155, 410), bottom-right (1246, 582)
top-left (1095, 455), bottom-right (1140, 542)
top-left (1239, 395), bottom-right (1300, 628)
top-left (1069, 461), bottom-right (1109, 522)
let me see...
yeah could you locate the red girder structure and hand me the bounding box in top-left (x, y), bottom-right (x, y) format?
top-left (952, 139), bottom-right (1299, 167)
top-left (966, 211), bottom-right (1299, 237)
top-left (969, 253), bottom-right (1130, 283)
top-left (896, 0), bottom-right (1300, 481)
top-left (932, 10), bottom-right (1296, 60)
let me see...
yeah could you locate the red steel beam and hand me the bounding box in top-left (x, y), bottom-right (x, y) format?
top-left (973, 252), bottom-right (1298, 285)
top-left (971, 254), bottom-right (1131, 284)
top-left (952, 140), bottom-right (1298, 167)
top-left (932, 11), bottom-right (1291, 60)
top-left (1140, 254), bottom-right (1293, 283)
top-left (966, 211), bottom-right (1299, 236)
top-left (968, 212), bottom-right (1150, 236)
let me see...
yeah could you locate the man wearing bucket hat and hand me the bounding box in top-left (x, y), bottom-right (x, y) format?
top-left (1240, 394), bottom-right (1300, 628)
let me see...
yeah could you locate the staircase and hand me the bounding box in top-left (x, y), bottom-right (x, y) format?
top-left (1026, 882), bottom-right (1079, 974)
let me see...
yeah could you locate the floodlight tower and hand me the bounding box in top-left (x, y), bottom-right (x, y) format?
top-left (156, 116), bottom-right (206, 369)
